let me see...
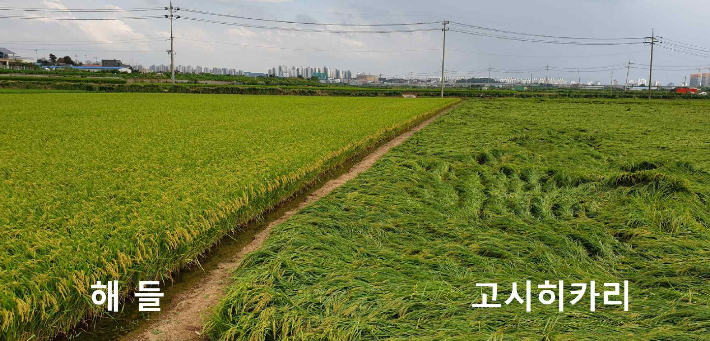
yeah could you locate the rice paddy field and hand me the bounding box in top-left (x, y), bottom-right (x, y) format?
top-left (207, 98), bottom-right (710, 340)
top-left (0, 93), bottom-right (458, 340)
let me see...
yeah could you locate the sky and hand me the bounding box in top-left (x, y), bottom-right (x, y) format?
top-left (1, 0), bottom-right (709, 84)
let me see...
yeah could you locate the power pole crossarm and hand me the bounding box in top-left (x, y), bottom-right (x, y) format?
top-left (441, 20), bottom-right (449, 98)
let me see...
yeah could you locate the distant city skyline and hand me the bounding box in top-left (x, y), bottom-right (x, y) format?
top-left (1, 0), bottom-right (709, 86)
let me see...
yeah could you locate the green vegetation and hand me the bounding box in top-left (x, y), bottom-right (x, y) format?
top-left (207, 98), bottom-right (710, 340)
top-left (0, 75), bottom-right (127, 84)
top-left (0, 68), bottom-right (325, 86)
top-left (0, 93), bottom-right (457, 340)
top-left (1, 80), bottom-right (701, 99)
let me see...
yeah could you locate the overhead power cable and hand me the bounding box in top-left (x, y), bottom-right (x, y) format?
top-left (177, 37), bottom-right (440, 53)
top-left (180, 8), bottom-right (440, 27)
top-left (659, 38), bottom-right (710, 53)
top-left (449, 21), bottom-right (645, 41)
top-left (449, 29), bottom-right (647, 46)
top-left (0, 15), bottom-right (165, 21)
top-left (0, 38), bottom-right (168, 45)
top-left (659, 42), bottom-right (710, 54)
top-left (657, 44), bottom-right (710, 59)
top-left (0, 6), bottom-right (164, 13)
top-left (180, 16), bottom-right (440, 33)
top-left (447, 48), bottom-right (648, 59)
top-left (7, 47), bottom-right (164, 53)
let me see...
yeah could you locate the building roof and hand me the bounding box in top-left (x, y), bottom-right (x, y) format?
top-left (0, 47), bottom-right (16, 55)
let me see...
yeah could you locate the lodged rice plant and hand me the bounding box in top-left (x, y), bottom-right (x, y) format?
top-left (207, 98), bottom-right (710, 340)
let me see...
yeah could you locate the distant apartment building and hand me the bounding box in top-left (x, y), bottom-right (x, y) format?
top-left (690, 74), bottom-right (701, 87)
top-left (689, 73), bottom-right (710, 88)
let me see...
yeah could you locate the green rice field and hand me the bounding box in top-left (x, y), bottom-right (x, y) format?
top-left (207, 98), bottom-right (710, 340)
top-left (0, 93), bottom-right (457, 340)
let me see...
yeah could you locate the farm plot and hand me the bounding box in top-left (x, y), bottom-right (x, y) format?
top-left (0, 93), bottom-right (457, 340)
top-left (207, 98), bottom-right (710, 340)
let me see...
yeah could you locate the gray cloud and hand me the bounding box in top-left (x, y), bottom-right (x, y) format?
top-left (1, 0), bottom-right (708, 83)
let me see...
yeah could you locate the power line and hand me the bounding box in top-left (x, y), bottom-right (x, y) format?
top-left (657, 44), bottom-right (710, 59)
top-left (0, 6), bottom-right (164, 13)
top-left (0, 38), bottom-right (168, 45)
top-left (180, 16), bottom-right (441, 33)
top-left (655, 50), bottom-right (710, 65)
top-left (180, 8), bottom-right (440, 27)
top-left (449, 29), bottom-right (647, 46)
top-left (0, 15), bottom-right (165, 21)
top-left (176, 37), bottom-right (440, 53)
top-left (449, 21), bottom-right (645, 41)
top-left (447, 48), bottom-right (648, 59)
top-left (659, 38), bottom-right (710, 53)
top-left (8, 47), bottom-right (164, 53)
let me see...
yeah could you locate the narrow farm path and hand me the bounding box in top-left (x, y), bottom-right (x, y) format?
top-left (124, 101), bottom-right (463, 341)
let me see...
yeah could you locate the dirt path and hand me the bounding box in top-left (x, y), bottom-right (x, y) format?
top-left (123, 102), bottom-right (461, 341)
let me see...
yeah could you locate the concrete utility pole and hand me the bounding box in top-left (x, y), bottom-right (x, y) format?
top-left (624, 60), bottom-right (631, 91)
top-left (167, 1), bottom-right (180, 86)
top-left (545, 64), bottom-right (549, 89)
top-left (441, 20), bottom-right (449, 98)
top-left (646, 29), bottom-right (657, 100)
top-left (610, 71), bottom-right (614, 95)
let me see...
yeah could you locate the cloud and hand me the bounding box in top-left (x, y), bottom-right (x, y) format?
top-left (0, 0), bottom-right (707, 81)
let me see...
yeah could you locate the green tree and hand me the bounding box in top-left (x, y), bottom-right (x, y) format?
top-left (49, 54), bottom-right (57, 65)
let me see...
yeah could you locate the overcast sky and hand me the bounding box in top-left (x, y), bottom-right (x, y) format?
top-left (1, 0), bottom-right (709, 84)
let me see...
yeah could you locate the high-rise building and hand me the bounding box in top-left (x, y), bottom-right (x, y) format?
top-left (702, 73), bottom-right (710, 88)
top-left (690, 73), bottom-right (702, 87)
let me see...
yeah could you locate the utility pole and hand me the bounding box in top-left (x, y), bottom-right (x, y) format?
top-left (167, 1), bottom-right (180, 86)
top-left (440, 20), bottom-right (449, 98)
top-left (610, 70), bottom-right (614, 95)
top-left (545, 64), bottom-right (549, 89)
top-left (624, 60), bottom-right (631, 91)
top-left (646, 29), bottom-right (657, 100)
top-left (530, 73), bottom-right (533, 87)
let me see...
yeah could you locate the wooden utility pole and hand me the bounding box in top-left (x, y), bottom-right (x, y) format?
top-left (440, 21), bottom-right (449, 98)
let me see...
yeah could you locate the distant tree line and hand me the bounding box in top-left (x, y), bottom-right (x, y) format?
top-left (36, 54), bottom-right (82, 66)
